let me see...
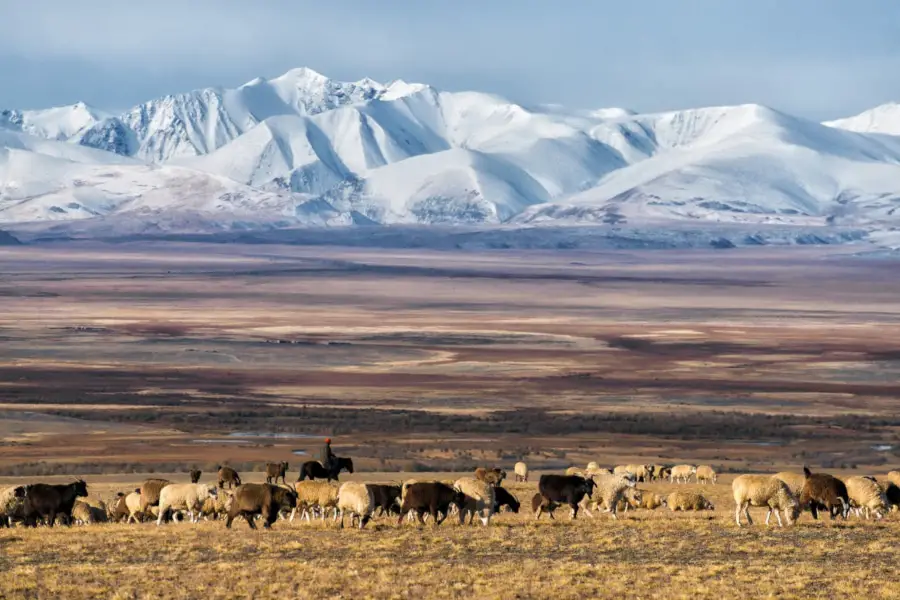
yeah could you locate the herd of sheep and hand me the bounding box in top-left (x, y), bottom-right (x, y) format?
top-left (1, 463), bottom-right (898, 531)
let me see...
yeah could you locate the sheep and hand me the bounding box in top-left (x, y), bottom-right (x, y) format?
top-left (669, 465), bottom-right (696, 484)
top-left (613, 465), bottom-right (651, 482)
top-left (532, 492), bottom-right (559, 518)
top-left (798, 467), bottom-right (849, 520)
top-left (651, 465), bottom-right (672, 482)
top-left (71, 500), bottom-right (108, 525)
top-left (592, 468), bottom-right (613, 476)
top-left (199, 493), bottom-right (230, 520)
top-left (514, 462), bottom-right (528, 482)
top-left (614, 487), bottom-right (644, 513)
top-left (124, 491), bottom-right (145, 523)
top-left (588, 473), bottom-right (637, 520)
top-left (732, 475), bottom-right (799, 527)
top-left (879, 481), bottom-right (900, 512)
top-left (887, 471), bottom-right (900, 488)
top-left (337, 483), bottom-right (375, 529)
top-left (292, 480), bottom-right (339, 522)
top-left (565, 467), bottom-right (587, 477)
top-left (586, 461), bottom-right (600, 471)
top-left (1, 485), bottom-right (26, 527)
top-left (156, 483), bottom-right (217, 526)
top-left (773, 472), bottom-right (806, 498)
top-left (454, 477), bottom-right (495, 526)
top-left (635, 491), bottom-right (667, 510)
top-left (696, 465), bottom-right (717, 484)
top-left (474, 467), bottom-right (506, 485)
top-left (667, 491), bottom-right (715, 512)
top-left (139, 478), bottom-right (171, 515)
top-left (845, 476), bottom-right (889, 520)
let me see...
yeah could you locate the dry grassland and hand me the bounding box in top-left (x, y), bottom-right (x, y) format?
top-left (1, 475), bottom-right (899, 599)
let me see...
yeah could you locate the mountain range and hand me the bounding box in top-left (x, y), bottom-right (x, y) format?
top-left (3, 67), bottom-right (900, 244)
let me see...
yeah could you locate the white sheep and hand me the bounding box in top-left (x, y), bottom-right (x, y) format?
top-left (514, 462), bottom-right (528, 482)
top-left (845, 476), bottom-right (889, 520)
top-left (0, 485), bottom-right (26, 527)
top-left (696, 465), bottom-right (717, 484)
top-left (667, 491), bottom-right (715, 512)
top-left (732, 475), bottom-right (799, 527)
top-left (454, 477), bottom-right (495, 526)
top-left (156, 483), bottom-right (217, 526)
top-left (586, 461), bottom-right (600, 471)
top-left (337, 482), bottom-right (375, 529)
top-left (669, 465), bottom-right (696, 484)
top-left (587, 473), bottom-right (636, 520)
top-left (292, 481), bottom-right (339, 522)
top-left (773, 472), bottom-right (806, 498)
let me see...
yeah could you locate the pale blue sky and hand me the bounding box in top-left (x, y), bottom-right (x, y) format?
top-left (1, 0), bottom-right (898, 119)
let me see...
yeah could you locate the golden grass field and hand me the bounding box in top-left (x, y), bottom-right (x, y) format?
top-left (1, 472), bottom-right (899, 600)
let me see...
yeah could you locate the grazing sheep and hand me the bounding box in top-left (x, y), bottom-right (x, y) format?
top-left (139, 478), bottom-right (171, 515)
top-left (189, 469), bottom-right (202, 484)
top-left (474, 467), bottom-right (506, 485)
top-left (71, 500), bottom-right (108, 525)
top-left (225, 483), bottom-right (296, 529)
top-left (879, 481), bottom-right (900, 512)
top-left (696, 465), bottom-right (717, 484)
top-left (773, 472), bottom-right (806, 498)
top-left (613, 487), bottom-right (644, 513)
top-left (617, 464), bottom-right (652, 482)
top-left (292, 481), bottom-right (339, 522)
top-left (514, 462), bottom-right (528, 482)
top-left (0, 485), bottom-right (26, 527)
top-left (217, 466), bottom-right (241, 489)
top-left (337, 483), bottom-right (375, 529)
top-left (454, 477), bottom-right (496, 526)
top-left (398, 482), bottom-right (466, 526)
top-left (586, 473), bottom-right (636, 520)
top-left (493, 487), bottom-right (520, 513)
top-left (651, 465), bottom-right (671, 482)
top-left (669, 465), bottom-right (696, 484)
top-left (732, 475), bottom-right (799, 527)
top-left (667, 491), bottom-right (715, 512)
top-left (156, 483), bottom-right (217, 525)
top-left (845, 476), bottom-right (889, 520)
top-left (798, 467), bottom-right (849, 520)
top-left (887, 471), bottom-right (900, 488)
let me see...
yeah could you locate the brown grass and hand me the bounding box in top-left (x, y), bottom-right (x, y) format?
top-left (1, 475), bottom-right (898, 599)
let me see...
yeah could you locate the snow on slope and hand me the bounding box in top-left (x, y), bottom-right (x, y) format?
top-left (825, 103), bottom-right (900, 136)
top-left (3, 67), bottom-right (900, 238)
top-left (0, 129), bottom-right (350, 230)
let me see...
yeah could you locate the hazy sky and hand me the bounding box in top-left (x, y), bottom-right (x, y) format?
top-left (2, 0), bottom-right (898, 119)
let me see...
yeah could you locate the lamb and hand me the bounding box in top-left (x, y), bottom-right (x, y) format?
top-left (635, 491), bottom-right (667, 510)
top-left (773, 472), bottom-right (806, 498)
top-left (696, 465), bottom-right (717, 484)
top-left (667, 491), bottom-right (715, 512)
top-left (291, 480), bottom-right (339, 522)
top-left (454, 477), bottom-right (495, 526)
top-left (337, 483), bottom-right (375, 529)
top-left (0, 485), bottom-right (26, 527)
top-left (845, 476), bottom-right (889, 520)
top-left (514, 462), bottom-right (528, 482)
top-left (156, 483), bottom-right (217, 525)
top-left (732, 474), bottom-right (799, 527)
top-left (71, 500), bottom-right (108, 525)
top-left (798, 467), bottom-right (849, 520)
top-left (669, 465), bottom-right (696, 484)
top-left (124, 491), bottom-right (145, 523)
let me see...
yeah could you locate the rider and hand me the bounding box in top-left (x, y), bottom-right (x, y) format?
top-left (318, 437), bottom-right (336, 472)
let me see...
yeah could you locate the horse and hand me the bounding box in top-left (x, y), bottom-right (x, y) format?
top-left (297, 457), bottom-right (354, 482)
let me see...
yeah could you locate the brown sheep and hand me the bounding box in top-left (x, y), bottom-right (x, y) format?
top-left (225, 483), bottom-right (297, 529)
top-left (265, 462), bottom-right (289, 485)
top-left (798, 467), bottom-right (849, 520)
top-left (667, 491), bottom-right (715, 512)
top-left (217, 466), bottom-right (241, 489)
top-left (474, 467), bottom-right (506, 486)
top-left (139, 478), bottom-right (171, 514)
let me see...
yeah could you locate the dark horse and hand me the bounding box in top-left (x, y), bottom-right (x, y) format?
top-left (297, 457), bottom-right (354, 482)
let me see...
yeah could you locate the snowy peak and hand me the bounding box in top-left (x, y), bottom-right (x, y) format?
top-left (0, 101), bottom-right (105, 140)
top-left (825, 102), bottom-right (900, 136)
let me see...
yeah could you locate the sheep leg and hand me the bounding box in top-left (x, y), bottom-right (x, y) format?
top-left (155, 506), bottom-right (165, 527)
top-left (774, 509), bottom-right (783, 527)
top-left (243, 513), bottom-right (256, 529)
top-left (735, 505), bottom-right (743, 527)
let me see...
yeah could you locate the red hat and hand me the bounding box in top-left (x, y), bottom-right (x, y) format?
top-left (325, 438), bottom-right (332, 443)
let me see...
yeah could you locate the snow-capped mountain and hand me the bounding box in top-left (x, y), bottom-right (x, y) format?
top-left (3, 67), bottom-right (900, 243)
